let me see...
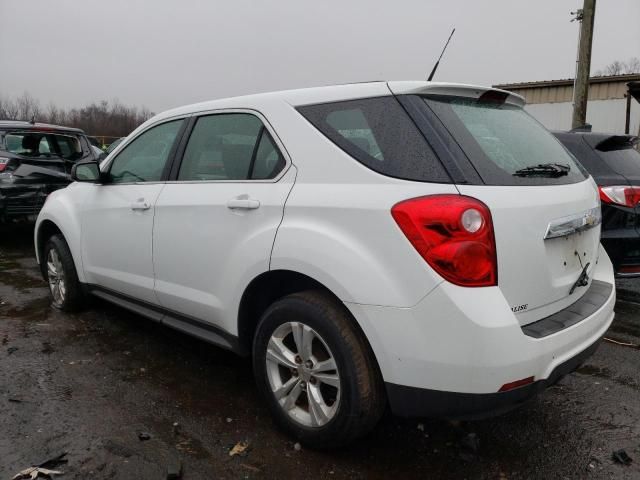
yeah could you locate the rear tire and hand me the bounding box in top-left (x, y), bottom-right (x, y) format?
top-left (252, 290), bottom-right (385, 448)
top-left (43, 234), bottom-right (86, 312)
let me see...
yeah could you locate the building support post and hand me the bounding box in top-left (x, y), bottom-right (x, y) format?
top-left (625, 89), bottom-right (632, 134)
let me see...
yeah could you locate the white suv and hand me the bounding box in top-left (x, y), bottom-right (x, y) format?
top-left (35, 82), bottom-right (615, 447)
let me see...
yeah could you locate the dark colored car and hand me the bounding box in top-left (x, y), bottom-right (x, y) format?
top-left (554, 131), bottom-right (640, 276)
top-left (0, 121), bottom-right (99, 221)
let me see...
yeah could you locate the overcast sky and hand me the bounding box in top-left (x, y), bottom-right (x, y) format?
top-left (1, 0), bottom-right (638, 113)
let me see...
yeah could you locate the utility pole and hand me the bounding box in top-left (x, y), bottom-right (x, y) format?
top-left (572, 0), bottom-right (596, 129)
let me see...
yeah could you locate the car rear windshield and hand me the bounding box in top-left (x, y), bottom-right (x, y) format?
top-left (594, 144), bottom-right (640, 178)
top-left (297, 96), bottom-right (451, 183)
top-left (423, 95), bottom-right (588, 186)
top-left (3, 131), bottom-right (84, 161)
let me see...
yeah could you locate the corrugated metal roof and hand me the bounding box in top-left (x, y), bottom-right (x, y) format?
top-left (493, 74), bottom-right (640, 105)
top-left (494, 73), bottom-right (640, 90)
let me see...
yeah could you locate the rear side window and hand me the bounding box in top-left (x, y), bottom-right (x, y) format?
top-left (297, 97), bottom-right (451, 183)
top-left (424, 96), bottom-right (588, 185)
top-left (178, 113), bottom-right (285, 181)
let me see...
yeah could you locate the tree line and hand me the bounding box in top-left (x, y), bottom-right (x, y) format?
top-left (0, 93), bottom-right (153, 141)
top-left (595, 57), bottom-right (640, 77)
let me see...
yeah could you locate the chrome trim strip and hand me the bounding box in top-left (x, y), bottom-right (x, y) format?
top-left (544, 206), bottom-right (602, 240)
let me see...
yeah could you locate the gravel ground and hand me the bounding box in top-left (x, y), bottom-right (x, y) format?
top-left (1, 224), bottom-right (639, 480)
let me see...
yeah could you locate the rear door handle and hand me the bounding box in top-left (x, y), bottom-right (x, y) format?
top-left (131, 198), bottom-right (151, 211)
top-left (226, 198), bottom-right (260, 210)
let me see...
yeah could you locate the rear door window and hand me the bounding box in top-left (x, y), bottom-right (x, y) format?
top-left (177, 113), bottom-right (286, 181)
top-left (251, 131), bottom-right (286, 180)
top-left (297, 97), bottom-right (451, 183)
top-left (423, 96), bottom-right (588, 185)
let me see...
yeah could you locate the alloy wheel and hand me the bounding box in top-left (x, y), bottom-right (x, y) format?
top-left (265, 321), bottom-right (341, 428)
top-left (47, 248), bottom-right (66, 306)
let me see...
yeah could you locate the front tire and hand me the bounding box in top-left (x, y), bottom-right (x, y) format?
top-left (43, 234), bottom-right (86, 312)
top-left (253, 290), bottom-right (385, 448)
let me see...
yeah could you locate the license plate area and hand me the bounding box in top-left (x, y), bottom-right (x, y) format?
top-left (545, 230), bottom-right (599, 289)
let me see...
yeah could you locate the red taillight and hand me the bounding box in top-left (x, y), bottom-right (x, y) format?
top-left (619, 265), bottom-right (640, 274)
top-left (599, 185), bottom-right (640, 208)
top-left (498, 376), bottom-right (535, 392)
top-left (0, 157), bottom-right (8, 172)
top-left (391, 195), bottom-right (497, 287)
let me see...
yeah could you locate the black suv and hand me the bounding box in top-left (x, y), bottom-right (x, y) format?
top-left (554, 131), bottom-right (640, 276)
top-left (0, 121), bottom-right (99, 221)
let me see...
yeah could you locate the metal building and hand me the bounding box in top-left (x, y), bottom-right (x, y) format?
top-left (495, 74), bottom-right (640, 135)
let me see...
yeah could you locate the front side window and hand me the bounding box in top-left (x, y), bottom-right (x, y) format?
top-left (109, 119), bottom-right (183, 184)
top-left (178, 113), bottom-right (285, 181)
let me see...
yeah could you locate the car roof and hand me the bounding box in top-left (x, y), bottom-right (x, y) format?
top-left (151, 81), bottom-right (525, 124)
top-left (0, 120), bottom-right (85, 134)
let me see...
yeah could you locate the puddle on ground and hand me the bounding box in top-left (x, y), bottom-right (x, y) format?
top-left (0, 270), bottom-right (45, 291)
top-left (577, 364), bottom-right (640, 391)
top-left (1, 296), bottom-right (50, 319)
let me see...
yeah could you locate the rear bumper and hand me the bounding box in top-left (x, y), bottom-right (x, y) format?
top-left (385, 333), bottom-right (602, 419)
top-left (600, 204), bottom-right (640, 275)
top-left (601, 236), bottom-right (640, 277)
top-left (345, 244), bottom-right (615, 418)
top-left (0, 185), bottom-right (48, 219)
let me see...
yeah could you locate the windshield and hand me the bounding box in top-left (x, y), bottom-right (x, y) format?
top-left (3, 131), bottom-right (84, 161)
top-left (424, 96), bottom-right (588, 185)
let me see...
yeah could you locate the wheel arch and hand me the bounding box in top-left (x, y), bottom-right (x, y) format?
top-left (36, 219), bottom-right (63, 277)
top-left (35, 212), bottom-right (84, 283)
top-left (237, 269), bottom-right (381, 372)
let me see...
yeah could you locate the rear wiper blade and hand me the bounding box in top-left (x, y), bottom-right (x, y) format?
top-left (513, 163), bottom-right (570, 177)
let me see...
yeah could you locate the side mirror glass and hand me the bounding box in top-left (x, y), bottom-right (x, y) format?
top-left (71, 161), bottom-right (101, 182)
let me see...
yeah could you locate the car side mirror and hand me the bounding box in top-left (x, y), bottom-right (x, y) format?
top-left (71, 161), bottom-right (101, 183)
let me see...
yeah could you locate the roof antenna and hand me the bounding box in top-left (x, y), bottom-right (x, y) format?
top-left (427, 28), bottom-right (456, 82)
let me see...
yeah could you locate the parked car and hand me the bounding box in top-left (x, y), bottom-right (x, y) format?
top-left (554, 131), bottom-right (640, 276)
top-left (91, 145), bottom-right (107, 163)
top-left (35, 82), bottom-right (615, 447)
top-left (0, 121), bottom-right (100, 222)
top-left (87, 136), bottom-right (102, 149)
top-left (104, 137), bottom-right (125, 156)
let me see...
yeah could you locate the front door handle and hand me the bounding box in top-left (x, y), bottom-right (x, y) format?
top-left (131, 198), bottom-right (151, 211)
top-left (227, 198), bottom-right (260, 210)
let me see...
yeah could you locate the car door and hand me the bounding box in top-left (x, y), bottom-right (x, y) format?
top-left (153, 111), bottom-right (294, 332)
top-left (80, 118), bottom-right (185, 304)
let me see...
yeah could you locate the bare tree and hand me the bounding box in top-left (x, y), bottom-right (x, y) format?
top-left (595, 57), bottom-right (640, 76)
top-left (15, 92), bottom-right (41, 121)
top-left (0, 93), bottom-right (153, 140)
top-left (627, 57), bottom-right (640, 74)
top-left (0, 96), bottom-right (20, 120)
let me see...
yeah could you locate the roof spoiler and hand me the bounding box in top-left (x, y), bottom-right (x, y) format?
top-left (594, 135), bottom-right (639, 151)
top-left (386, 82), bottom-right (526, 108)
